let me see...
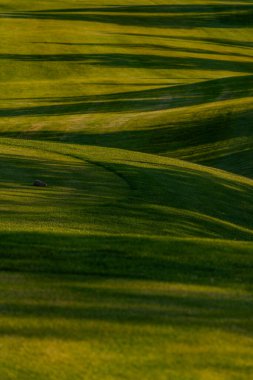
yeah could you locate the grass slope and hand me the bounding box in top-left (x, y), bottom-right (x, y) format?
top-left (1, 0), bottom-right (253, 175)
top-left (0, 0), bottom-right (253, 379)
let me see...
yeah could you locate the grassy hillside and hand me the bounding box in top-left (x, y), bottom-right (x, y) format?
top-left (0, 1), bottom-right (253, 379)
top-left (1, 0), bottom-right (253, 174)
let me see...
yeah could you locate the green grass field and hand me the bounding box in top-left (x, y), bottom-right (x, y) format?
top-left (0, 1), bottom-right (253, 379)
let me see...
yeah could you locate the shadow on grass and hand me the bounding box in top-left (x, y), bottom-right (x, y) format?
top-left (1, 232), bottom-right (253, 286)
top-left (107, 32), bottom-right (253, 50)
top-left (5, 107), bottom-right (249, 160)
top-left (33, 41), bottom-right (253, 59)
top-left (0, 288), bottom-right (252, 330)
top-left (168, 35), bottom-right (253, 50)
top-left (0, 145), bottom-right (253, 238)
top-left (1, 280), bottom-right (252, 343)
top-left (1, 151), bottom-right (253, 339)
top-left (0, 52), bottom-right (252, 74)
top-left (0, 231), bottom-right (253, 341)
top-left (1, 4), bottom-right (253, 28)
top-left (1, 75), bottom-right (253, 118)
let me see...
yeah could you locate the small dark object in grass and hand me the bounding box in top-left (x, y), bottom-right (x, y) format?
top-left (33, 180), bottom-right (47, 187)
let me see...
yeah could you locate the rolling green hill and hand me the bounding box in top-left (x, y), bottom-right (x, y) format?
top-left (0, 1), bottom-right (253, 379)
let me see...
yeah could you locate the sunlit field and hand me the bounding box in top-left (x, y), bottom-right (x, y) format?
top-left (0, 1), bottom-right (253, 379)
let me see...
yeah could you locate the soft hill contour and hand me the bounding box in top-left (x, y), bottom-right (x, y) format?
top-left (0, 1), bottom-right (253, 379)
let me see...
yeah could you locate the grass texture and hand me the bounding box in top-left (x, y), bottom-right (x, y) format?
top-left (0, 1), bottom-right (253, 379)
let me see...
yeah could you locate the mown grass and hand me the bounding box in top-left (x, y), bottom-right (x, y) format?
top-left (1, 138), bottom-right (253, 379)
top-left (1, 0), bottom-right (253, 178)
top-left (1, 0), bottom-right (253, 379)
